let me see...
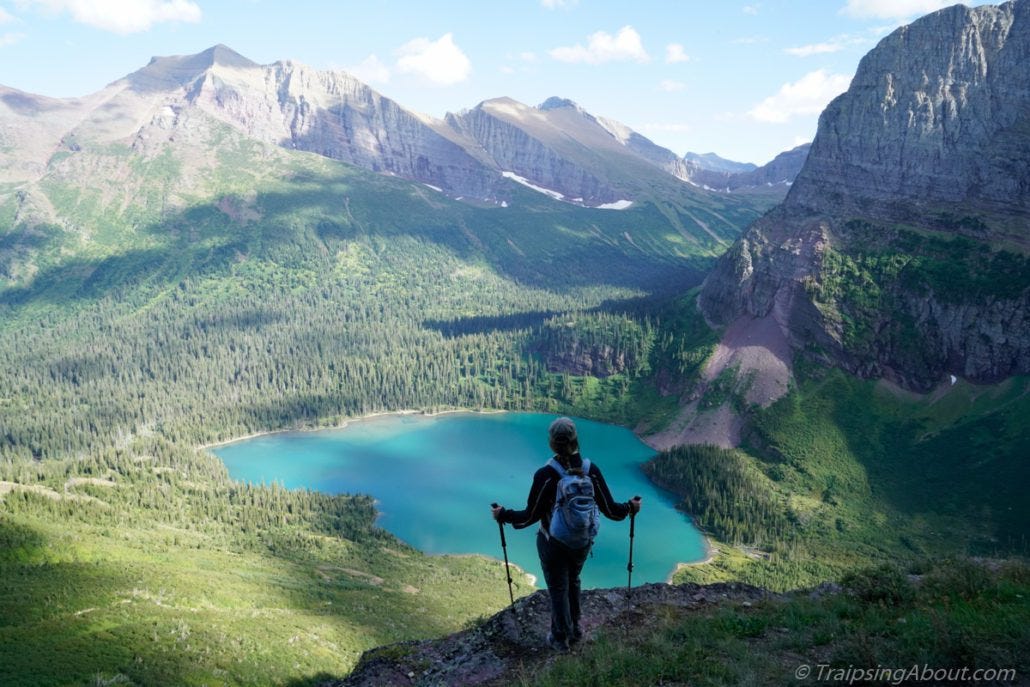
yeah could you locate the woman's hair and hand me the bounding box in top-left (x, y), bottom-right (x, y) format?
top-left (548, 417), bottom-right (579, 457)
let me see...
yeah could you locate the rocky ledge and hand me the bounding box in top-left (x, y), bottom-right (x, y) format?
top-left (334, 582), bottom-right (775, 687)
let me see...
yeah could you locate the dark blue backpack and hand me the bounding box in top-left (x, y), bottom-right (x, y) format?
top-left (547, 457), bottom-right (600, 549)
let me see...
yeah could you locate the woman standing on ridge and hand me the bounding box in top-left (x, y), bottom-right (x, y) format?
top-left (491, 416), bottom-right (642, 651)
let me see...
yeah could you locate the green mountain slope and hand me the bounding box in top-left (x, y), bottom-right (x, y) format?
top-left (1, 112), bottom-right (767, 460)
top-left (0, 108), bottom-right (764, 685)
top-left (0, 441), bottom-right (531, 686)
top-left (648, 367), bottom-right (1030, 592)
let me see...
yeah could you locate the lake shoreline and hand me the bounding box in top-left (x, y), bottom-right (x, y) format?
top-left (200, 407), bottom-right (508, 450)
top-left (203, 407), bottom-right (716, 576)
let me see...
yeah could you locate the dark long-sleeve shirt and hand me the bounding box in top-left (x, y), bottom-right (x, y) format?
top-left (499, 453), bottom-right (631, 533)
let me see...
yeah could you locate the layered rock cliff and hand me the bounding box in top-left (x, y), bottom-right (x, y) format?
top-left (700, 0), bottom-right (1030, 392)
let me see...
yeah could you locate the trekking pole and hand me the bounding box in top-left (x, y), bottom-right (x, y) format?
top-left (627, 497), bottom-right (639, 593)
top-left (492, 503), bottom-right (518, 618)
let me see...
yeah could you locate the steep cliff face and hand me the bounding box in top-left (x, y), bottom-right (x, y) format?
top-left (789, 3), bottom-right (1030, 221)
top-left (700, 1), bottom-right (1030, 392)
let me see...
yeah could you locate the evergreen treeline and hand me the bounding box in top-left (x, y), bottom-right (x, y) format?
top-left (0, 436), bottom-right (383, 549)
top-left (0, 234), bottom-right (716, 461)
top-left (644, 444), bottom-right (792, 547)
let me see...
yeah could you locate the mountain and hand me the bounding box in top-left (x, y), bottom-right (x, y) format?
top-left (698, 0), bottom-right (1030, 394)
top-left (1, 45), bottom-right (778, 209)
top-left (1, 44), bottom-right (502, 198)
top-left (685, 143), bottom-right (811, 192)
top-left (444, 95), bottom-right (684, 204)
top-left (683, 152), bottom-right (757, 174)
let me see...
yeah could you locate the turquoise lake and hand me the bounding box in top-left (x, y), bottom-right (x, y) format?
top-left (212, 412), bottom-right (706, 588)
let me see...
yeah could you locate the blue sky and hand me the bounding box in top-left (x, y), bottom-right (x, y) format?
top-left (0, 0), bottom-right (993, 164)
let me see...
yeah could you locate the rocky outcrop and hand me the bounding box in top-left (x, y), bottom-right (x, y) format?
top-left (336, 582), bottom-right (773, 687)
top-left (542, 342), bottom-right (630, 377)
top-left (700, 1), bottom-right (1030, 392)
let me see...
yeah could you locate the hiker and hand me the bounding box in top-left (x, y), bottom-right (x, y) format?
top-left (491, 416), bottom-right (642, 651)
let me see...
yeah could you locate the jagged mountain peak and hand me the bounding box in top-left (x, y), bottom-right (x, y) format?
top-left (538, 96), bottom-right (582, 111)
top-left (127, 44), bottom-right (259, 92)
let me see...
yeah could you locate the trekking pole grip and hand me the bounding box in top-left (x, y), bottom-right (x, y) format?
top-left (491, 503), bottom-right (507, 547)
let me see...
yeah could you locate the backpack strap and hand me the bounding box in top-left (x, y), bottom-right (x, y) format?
top-left (547, 456), bottom-right (590, 476)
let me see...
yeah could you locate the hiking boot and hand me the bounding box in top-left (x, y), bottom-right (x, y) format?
top-left (546, 631), bottom-right (569, 652)
top-left (570, 626), bottom-right (584, 645)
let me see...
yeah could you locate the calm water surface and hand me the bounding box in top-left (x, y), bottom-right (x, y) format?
top-left (212, 412), bottom-right (706, 588)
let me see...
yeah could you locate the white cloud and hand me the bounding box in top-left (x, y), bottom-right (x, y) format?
top-left (395, 32), bottom-right (471, 86)
top-left (664, 43), bottom-right (690, 64)
top-left (541, 0), bottom-right (578, 7)
top-left (742, 4), bottom-right (760, 15)
top-left (0, 31), bottom-right (25, 46)
top-left (0, 7), bottom-right (15, 23)
top-left (748, 69), bottom-right (851, 123)
top-left (24, 0), bottom-right (201, 34)
top-left (347, 54), bottom-right (390, 84)
top-left (550, 25), bottom-right (649, 65)
top-left (786, 33), bottom-right (870, 57)
top-left (658, 79), bottom-right (685, 93)
top-left (841, 0), bottom-right (951, 20)
top-left (519, 51), bottom-right (537, 62)
top-left (785, 41), bottom-right (842, 57)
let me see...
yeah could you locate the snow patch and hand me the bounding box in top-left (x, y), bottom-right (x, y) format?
top-left (950, 374), bottom-right (957, 385)
top-left (501, 201), bottom-right (508, 208)
top-left (501, 171), bottom-right (565, 201)
top-left (596, 199), bottom-right (633, 210)
top-left (422, 183), bottom-right (443, 193)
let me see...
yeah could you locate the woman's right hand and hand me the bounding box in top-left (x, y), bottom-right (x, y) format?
top-left (629, 496), bottom-right (642, 514)
top-left (491, 503), bottom-right (504, 521)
